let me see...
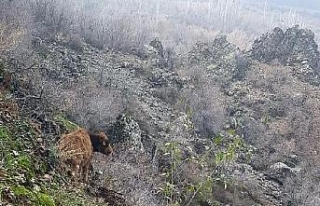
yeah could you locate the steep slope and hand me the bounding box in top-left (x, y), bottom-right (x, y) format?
top-left (0, 70), bottom-right (110, 205)
top-left (180, 25), bottom-right (320, 205)
top-left (2, 25), bottom-right (320, 205)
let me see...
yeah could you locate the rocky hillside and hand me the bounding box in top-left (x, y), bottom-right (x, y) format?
top-left (1, 25), bottom-right (320, 206)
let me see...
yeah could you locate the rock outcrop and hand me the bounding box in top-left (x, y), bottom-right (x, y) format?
top-left (189, 36), bottom-right (250, 83)
top-left (251, 25), bottom-right (320, 84)
top-left (108, 114), bottom-right (143, 151)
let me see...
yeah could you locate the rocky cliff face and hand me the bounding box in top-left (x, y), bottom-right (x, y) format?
top-left (252, 25), bottom-right (319, 68)
top-left (251, 25), bottom-right (320, 84)
top-left (3, 26), bottom-right (320, 205)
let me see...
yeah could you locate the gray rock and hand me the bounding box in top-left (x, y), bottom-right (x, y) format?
top-left (188, 36), bottom-right (250, 84)
top-left (108, 114), bottom-right (143, 151)
top-left (267, 162), bottom-right (301, 184)
top-left (145, 38), bottom-right (167, 67)
top-left (252, 25), bottom-right (319, 69)
top-left (149, 38), bottom-right (164, 58)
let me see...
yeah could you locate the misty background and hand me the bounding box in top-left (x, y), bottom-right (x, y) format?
top-left (1, 0), bottom-right (319, 56)
top-left (264, 0), bottom-right (320, 10)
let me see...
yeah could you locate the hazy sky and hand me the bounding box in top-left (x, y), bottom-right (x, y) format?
top-left (267, 0), bottom-right (320, 10)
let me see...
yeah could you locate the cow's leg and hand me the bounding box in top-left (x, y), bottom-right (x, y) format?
top-left (84, 162), bottom-right (91, 183)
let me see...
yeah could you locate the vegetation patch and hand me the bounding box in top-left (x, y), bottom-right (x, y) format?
top-left (158, 135), bottom-right (252, 205)
top-left (0, 95), bottom-right (108, 205)
top-left (52, 188), bottom-right (105, 206)
top-left (54, 114), bottom-right (79, 133)
top-left (0, 126), bottom-right (10, 139)
top-left (6, 185), bottom-right (55, 206)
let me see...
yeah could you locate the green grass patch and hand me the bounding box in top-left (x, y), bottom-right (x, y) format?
top-left (36, 192), bottom-right (56, 206)
top-left (11, 185), bottom-right (56, 206)
top-left (54, 114), bottom-right (79, 133)
top-left (51, 188), bottom-right (104, 206)
top-left (0, 126), bottom-right (10, 139)
top-left (0, 109), bottom-right (102, 205)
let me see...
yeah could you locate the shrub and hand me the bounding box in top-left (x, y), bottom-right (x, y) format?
top-left (158, 136), bottom-right (251, 205)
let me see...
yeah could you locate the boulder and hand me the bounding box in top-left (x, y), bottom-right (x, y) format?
top-left (145, 38), bottom-right (166, 67)
top-left (189, 36), bottom-right (250, 83)
top-left (108, 114), bottom-right (143, 151)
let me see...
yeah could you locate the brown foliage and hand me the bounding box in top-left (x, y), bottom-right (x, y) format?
top-left (178, 66), bottom-right (227, 137)
top-left (0, 23), bottom-right (25, 52)
top-left (0, 100), bottom-right (19, 122)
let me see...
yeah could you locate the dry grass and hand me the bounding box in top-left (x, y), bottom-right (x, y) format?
top-left (0, 23), bottom-right (25, 52)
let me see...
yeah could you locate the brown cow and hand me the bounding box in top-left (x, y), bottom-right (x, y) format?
top-left (57, 128), bottom-right (113, 182)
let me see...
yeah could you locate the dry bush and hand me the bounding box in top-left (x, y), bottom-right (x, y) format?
top-left (238, 62), bottom-right (320, 204)
top-left (64, 82), bottom-right (124, 130)
top-left (66, 35), bottom-right (85, 52)
top-left (28, 0), bottom-right (151, 53)
top-left (91, 141), bottom-right (220, 206)
top-left (0, 24), bottom-right (25, 52)
top-left (153, 86), bottom-right (180, 105)
top-left (11, 63), bottom-right (124, 133)
top-left (31, 0), bottom-right (76, 38)
top-left (189, 85), bottom-right (226, 137)
top-left (284, 161), bottom-right (320, 206)
top-left (91, 144), bottom-right (162, 206)
top-left (0, 0), bottom-right (32, 54)
top-left (33, 74), bottom-right (125, 131)
top-left (178, 66), bottom-right (227, 138)
top-left (243, 63), bottom-right (320, 163)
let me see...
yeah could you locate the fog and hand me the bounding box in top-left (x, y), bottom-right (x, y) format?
top-left (0, 0), bottom-right (319, 53)
top-left (265, 0), bottom-right (320, 10)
